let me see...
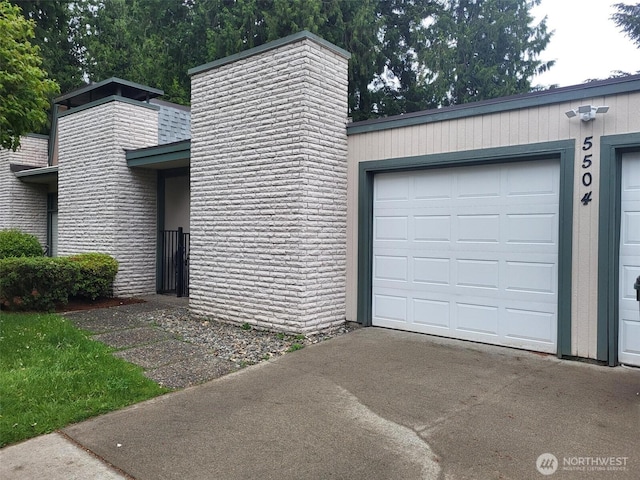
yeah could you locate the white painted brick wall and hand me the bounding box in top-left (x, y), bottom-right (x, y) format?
top-left (57, 101), bottom-right (158, 296)
top-left (190, 37), bottom-right (349, 333)
top-left (0, 135), bottom-right (49, 246)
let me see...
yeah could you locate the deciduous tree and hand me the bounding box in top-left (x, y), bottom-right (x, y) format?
top-left (0, 0), bottom-right (59, 150)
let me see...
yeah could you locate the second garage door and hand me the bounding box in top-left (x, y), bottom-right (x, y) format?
top-left (372, 159), bottom-right (560, 353)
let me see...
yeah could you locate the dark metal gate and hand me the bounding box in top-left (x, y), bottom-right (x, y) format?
top-left (158, 227), bottom-right (190, 297)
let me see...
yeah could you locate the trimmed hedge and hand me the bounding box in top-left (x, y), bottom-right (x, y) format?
top-left (0, 257), bottom-right (79, 311)
top-left (68, 253), bottom-right (119, 300)
top-left (0, 229), bottom-right (43, 259)
top-left (0, 253), bottom-right (119, 311)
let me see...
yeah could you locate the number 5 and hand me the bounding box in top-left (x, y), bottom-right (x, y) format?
top-left (582, 136), bottom-right (593, 151)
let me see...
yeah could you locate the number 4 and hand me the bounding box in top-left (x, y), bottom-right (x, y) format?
top-left (581, 191), bottom-right (592, 205)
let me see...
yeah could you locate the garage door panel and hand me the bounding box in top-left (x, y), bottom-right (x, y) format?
top-left (372, 160), bottom-right (559, 353)
top-left (413, 298), bottom-right (451, 328)
top-left (621, 263), bottom-right (640, 300)
top-left (414, 171), bottom-right (453, 200)
top-left (414, 257), bottom-right (450, 285)
top-left (414, 215), bottom-right (452, 242)
top-left (456, 259), bottom-right (499, 289)
top-left (457, 168), bottom-right (501, 198)
top-left (457, 215), bottom-right (500, 243)
top-left (373, 294), bottom-right (407, 323)
top-left (455, 303), bottom-right (500, 335)
top-left (622, 157), bottom-right (640, 191)
top-left (505, 261), bottom-right (555, 294)
top-left (619, 152), bottom-right (640, 366)
top-left (505, 214), bottom-right (558, 245)
top-left (374, 255), bottom-right (408, 282)
top-left (621, 211), bottom-right (640, 244)
top-left (504, 308), bottom-right (555, 343)
top-left (375, 175), bottom-right (410, 201)
top-left (374, 216), bottom-right (408, 241)
top-left (620, 317), bottom-right (640, 356)
top-left (506, 160), bottom-right (559, 196)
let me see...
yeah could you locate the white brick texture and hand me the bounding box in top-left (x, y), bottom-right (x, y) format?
top-left (190, 37), bottom-right (349, 333)
top-left (0, 135), bottom-right (49, 246)
top-left (57, 101), bottom-right (158, 296)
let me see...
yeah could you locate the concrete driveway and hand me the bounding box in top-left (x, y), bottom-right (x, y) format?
top-left (8, 328), bottom-right (640, 479)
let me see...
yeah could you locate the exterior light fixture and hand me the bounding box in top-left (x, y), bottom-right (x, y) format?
top-left (565, 105), bottom-right (609, 122)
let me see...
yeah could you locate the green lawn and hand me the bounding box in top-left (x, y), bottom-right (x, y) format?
top-left (0, 312), bottom-right (168, 447)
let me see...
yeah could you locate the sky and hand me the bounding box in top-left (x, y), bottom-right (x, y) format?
top-left (531, 0), bottom-right (640, 88)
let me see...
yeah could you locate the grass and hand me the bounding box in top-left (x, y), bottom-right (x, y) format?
top-left (0, 312), bottom-right (168, 447)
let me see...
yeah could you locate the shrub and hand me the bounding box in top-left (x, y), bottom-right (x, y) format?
top-left (0, 257), bottom-right (79, 311)
top-left (67, 253), bottom-right (119, 300)
top-left (0, 229), bottom-right (43, 259)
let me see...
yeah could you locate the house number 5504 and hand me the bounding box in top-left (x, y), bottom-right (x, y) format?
top-left (581, 136), bottom-right (593, 206)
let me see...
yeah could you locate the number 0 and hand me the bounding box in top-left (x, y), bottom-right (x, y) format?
top-left (582, 172), bottom-right (592, 187)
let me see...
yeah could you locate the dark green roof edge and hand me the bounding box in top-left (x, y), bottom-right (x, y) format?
top-left (126, 140), bottom-right (191, 166)
top-left (188, 30), bottom-right (351, 76)
top-left (57, 96), bottom-right (160, 118)
top-left (348, 74), bottom-right (640, 135)
top-left (25, 133), bottom-right (49, 140)
top-left (54, 77), bottom-right (163, 104)
top-left (14, 165), bottom-right (58, 178)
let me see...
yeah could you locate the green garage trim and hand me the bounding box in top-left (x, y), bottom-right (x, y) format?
top-left (357, 140), bottom-right (575, 358)
top-left (597, 133), bottom-right (640, 366)
top-left (348, 75), bottom-right (640, 135)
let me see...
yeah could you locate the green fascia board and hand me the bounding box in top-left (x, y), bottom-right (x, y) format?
top-left (357, 140), bottom-right (575, 358)
top-left (188, 30), bottom-right (351, 77)
top-left (126, 140), bottom-right (191, 167)
top-left (14, 165), bottom-right (58, 178)
top-left (597, 132), bottom-right (640, 366)
top-left (25, 133), bottom-right (49, 140)
top-left (54, 77), bottom-right (163, 105)
top-left (48, 108), bottom-right (58, 166)
top-left (348, 75), bottom-right (640, 135)
top-left (57, 96), bottom-right (160, 118)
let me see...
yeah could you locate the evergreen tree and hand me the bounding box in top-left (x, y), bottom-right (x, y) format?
top-left (421, 0), bottom-right (553, 107)
top-left (613, 2), bottom-right (640, 48)
top-left (59, 0), bottom-right (552, 118)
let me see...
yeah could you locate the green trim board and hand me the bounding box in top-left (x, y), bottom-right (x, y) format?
top-left (126, 140), bottom-right (191, 168)
top-left (25, 133), bottom-right (49, 140)
top-left (597, 133), bottom-right (640, 366)
top-left (357, 140), bottom-right (575, 358)
top-left (14, 165), bottom-right (58, 185)
top-left (54, 77), bottom-right (163, 106)
top-left (188, 30), bottom-right (351, 76)
top-left (348, 75), bottom-right (640, 135)
top-left (57, 96), bottom-right (160, 118)
top-left (48, 108), bottom-right (58, 166)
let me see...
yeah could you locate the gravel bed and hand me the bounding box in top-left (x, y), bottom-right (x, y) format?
top-left (150, 307), bottom-right (358, 366)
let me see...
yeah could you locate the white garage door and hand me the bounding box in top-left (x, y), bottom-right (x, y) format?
top-left (619, 152), bottom-right (640, 367)
top-left (372, 160), bottom-right (560, 353)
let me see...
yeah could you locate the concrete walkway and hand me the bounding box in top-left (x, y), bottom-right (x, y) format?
top-left (2, 328), bottom-right (639, 479)
top-left (64, 296), bottom-right (238, 388)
